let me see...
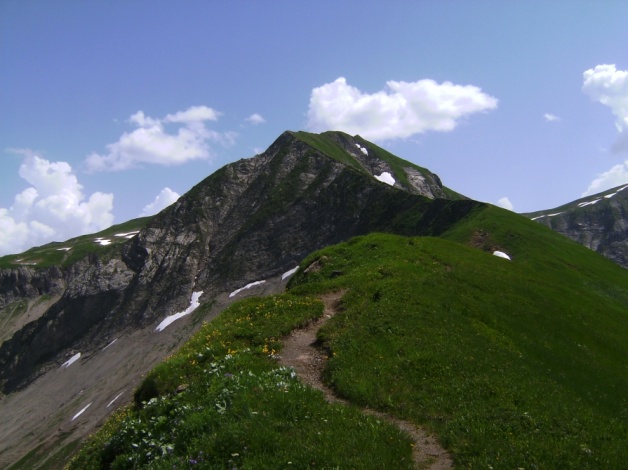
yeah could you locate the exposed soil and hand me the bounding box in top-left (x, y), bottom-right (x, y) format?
top-left (279, 291), bottom-right (454, 470)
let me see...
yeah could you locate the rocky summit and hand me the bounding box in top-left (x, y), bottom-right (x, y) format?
top-left (0, 130), bottom-right (479, 467)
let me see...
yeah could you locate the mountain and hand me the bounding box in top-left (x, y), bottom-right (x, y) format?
top-left (524, 183), bottom-right (628, 268)
top-left (2, 130), bottom-right (627, 469)
top-left (0, 130), bottom-right (474, 467)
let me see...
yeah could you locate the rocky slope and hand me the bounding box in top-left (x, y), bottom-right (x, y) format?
top-left (0, 130), bottom-right (476, 468)
top-left (524, 183), bottom-right (628, 268)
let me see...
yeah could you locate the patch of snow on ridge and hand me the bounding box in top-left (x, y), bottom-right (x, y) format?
top-left (71, 403), bottom-right (92, 421)
top-left (94, 238), bottom-right (112, 246)
top-left (355, 143), bottom-right (368, 155)
top-left (374, 172), bottom-right (395, 186)
top-left (57, 247), bottom-right (71, 251)
top-left (282, 267), bottom-right (299, 280)
top-left (229, 280), bottom-right (266, 298)
top-left (578, 199), bottom-right (601, 207)
top-left (493, 251), bottom-right (511, 260)
top-left (156, 291), bottom-right (203, 332)
top-left (115, 231), bottom-right (140, 238)
top-left (61, 352), bottom-right (81, 368)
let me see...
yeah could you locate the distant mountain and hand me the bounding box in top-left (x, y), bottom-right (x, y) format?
top-left (524, 183), bottom-right (628, 268)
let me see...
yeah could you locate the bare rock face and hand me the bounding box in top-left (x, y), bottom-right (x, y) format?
top-left (525, 184), bottom-right (628, 269)
top-left (0, 266), bottom-right (65, 310)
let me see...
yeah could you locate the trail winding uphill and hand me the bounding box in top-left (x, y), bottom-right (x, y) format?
top-left (279, 291), bottom-right (454, 470)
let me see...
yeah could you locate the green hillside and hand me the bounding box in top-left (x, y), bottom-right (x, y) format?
top-left (66, 205), bottom-right (628, 469)
top-left (0, 217), bottom-right (151, 269)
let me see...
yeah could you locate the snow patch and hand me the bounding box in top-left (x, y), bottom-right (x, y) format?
top-left (156, 291), bottom-right (203, 332)
top-left (71, 403), bottom-right (92, 421)
top-left (229, 280), bottom-right (266, 298)
top-left (282, 267), bottom-right (299, 281)
top-left (56, 247), bottom-right (71, 251)
top-left (374, 172), bottom-right (395, 186)
top-left (61, 352), bottom-right (81, 368)
top-left (493, 251), bottom-right (511, 260)
top-left (355, 143), bottom-right (368, 155)
top-left (107, 391), bottom-right (124, 408)
top-left (578, 199), bottom-right (601, 207)
top-left (114, 231), bottom-right (140, 238)
top-left (94, 238), bottom-right (112, 246)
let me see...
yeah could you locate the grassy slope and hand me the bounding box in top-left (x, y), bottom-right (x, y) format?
top-left (0, 217), bottom-right (150, 269)
top-left (289, 208), bottom-right (628, 468)
top-left (68, 296), bottom-right (415, 469)
top-left (69, 206), bottom-right (628, 469)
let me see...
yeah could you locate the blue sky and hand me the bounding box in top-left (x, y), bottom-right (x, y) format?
top-left (2, 1), bottom-right (628, 255)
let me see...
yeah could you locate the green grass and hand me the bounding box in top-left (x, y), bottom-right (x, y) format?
top-left (68, 295), bottom-right (415, 469)
top-left (0, 217), bottom-right (150, 269)
top-left (288, 229), bottom-right (628, 468)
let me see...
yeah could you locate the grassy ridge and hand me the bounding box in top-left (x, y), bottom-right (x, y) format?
top-left (69, 206), bottom-right (628, 468)
top-left (0, 217), bottom-right (150, 269)
top-left (288, 223), bottom-right (628, 467)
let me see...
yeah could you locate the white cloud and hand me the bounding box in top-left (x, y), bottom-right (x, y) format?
top-left (245, 113), bottom-right (266, 125)
top-left (139, 187), bottom-right (181, 217)
top-left (85, 106), bottom-right (234, 172)
top-left (307, 77), bottom-right (497, 141)
top-left (582, 160), bottom-right (628, 196)
top-left (544, 113), bottom-right (560, 122)
top-left (0, 153), bottom-right (114, 256)
top-left (164, 106), bottom-right (220, 124)
top-left (582, 64), bottom-right (628, 153)
top-left (496, 197), bottom-right (514, 211)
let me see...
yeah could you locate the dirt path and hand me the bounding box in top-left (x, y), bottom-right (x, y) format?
top-left (279, 291), bottom-right (454, 470)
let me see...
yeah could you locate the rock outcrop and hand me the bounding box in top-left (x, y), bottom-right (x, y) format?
top-left (524, 184), bottom-right (628, 268)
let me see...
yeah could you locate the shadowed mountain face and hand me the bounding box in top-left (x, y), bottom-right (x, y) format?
top-left (0, 131), bottom-right (472, 397)
top-left (524, 184), bottom-right (628, 268)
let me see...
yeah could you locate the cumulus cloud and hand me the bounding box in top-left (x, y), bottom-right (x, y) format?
top-left (582, 64), bottom-right (628, 153)
top-left (85, 106), bottom-right (235, 172)
top-left (245, 113), bottom-right (266, 125)
top-left (544, 113), bottom-right (561, 122)
top-left (0, 152), bottom-right (114, 256)
top-left (307, 77), bottom-right (497, 141)
top-left (582, 160), bottom-right (628, 196)
top-left (496, 197), bottom-right (514, 211)
top-left (139, 187), bottom-right (181, 217)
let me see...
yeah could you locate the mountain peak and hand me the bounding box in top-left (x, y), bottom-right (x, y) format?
top-left (283, 130), bottom-right (457, 199)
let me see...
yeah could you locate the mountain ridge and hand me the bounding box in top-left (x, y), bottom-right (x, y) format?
top-left (524, 183), bottom-right (628, 268)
